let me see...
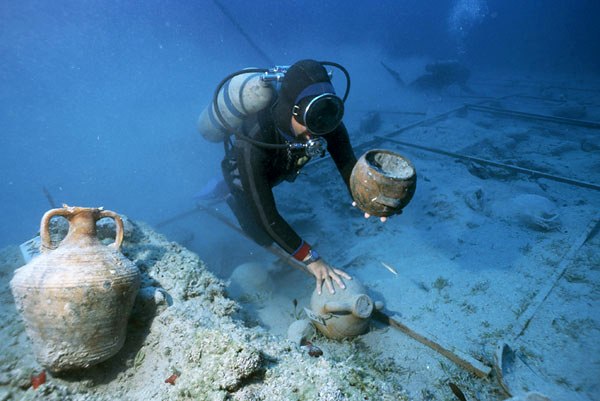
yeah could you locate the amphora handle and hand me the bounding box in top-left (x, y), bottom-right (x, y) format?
top-left (98, 210), bottom-right (124, 251)
top-left (40, 207), bottom-right (125, 252)
top-left (40, 208), bottom-right (71, 252)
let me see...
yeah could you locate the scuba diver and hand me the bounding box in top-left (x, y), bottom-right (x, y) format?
top-left (199, 59), bottom-right (359, 295)
top-left (381, 59), bottom-right (473, 94)
top-left (413, 60), bottom-right (473, 93)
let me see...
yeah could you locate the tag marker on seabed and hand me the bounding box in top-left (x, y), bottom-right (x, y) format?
top-left (380, 261), bottom-right (398, 275)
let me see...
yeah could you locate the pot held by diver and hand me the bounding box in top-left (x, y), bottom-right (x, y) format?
top-left (307, 279), bottom-right (383, 340)
top-left (350, 149), bottom-right (417, 217)
top-left (10, 206), bottom-right (140, 372)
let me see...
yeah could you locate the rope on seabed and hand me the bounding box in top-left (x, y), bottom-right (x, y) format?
top-left (212, 0), bottom-right (274, 66)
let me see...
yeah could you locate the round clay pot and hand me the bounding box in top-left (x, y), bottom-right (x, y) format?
top-left (350, 149), bottom-right (417, 217)
top-left (10, 206), bottom-right (140, 372)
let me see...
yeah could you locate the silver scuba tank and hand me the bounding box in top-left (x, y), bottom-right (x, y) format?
top-left (197, 71), bottom-right (276, 143)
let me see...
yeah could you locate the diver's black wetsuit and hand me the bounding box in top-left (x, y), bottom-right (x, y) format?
top-left (222, 107), bottom-right (357, 260)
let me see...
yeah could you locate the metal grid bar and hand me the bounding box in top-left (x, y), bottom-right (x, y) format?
top-left (376, 136), bottom-right (600, 192)
top-left (466, 103), bottom-right (600, 129)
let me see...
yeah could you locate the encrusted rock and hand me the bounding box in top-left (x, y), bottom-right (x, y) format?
top-left (132, 286), bottom-right (171, 321)
top-left (184, 328), bottom-right (262, 393)
top-left (287, 319), bottom-right (316, 346)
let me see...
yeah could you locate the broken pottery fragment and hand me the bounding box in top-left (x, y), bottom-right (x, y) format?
top-left (509, 194), bottom-right (561, 231)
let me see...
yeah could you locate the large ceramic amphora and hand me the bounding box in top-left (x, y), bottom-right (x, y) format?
top-left (307, 279), bottom-right (383, 340)
top-left (10, 205), bottom-right (140, 372)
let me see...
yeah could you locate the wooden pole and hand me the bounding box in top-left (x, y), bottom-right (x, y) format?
top-left (373, 311), bottom-right (492, 378)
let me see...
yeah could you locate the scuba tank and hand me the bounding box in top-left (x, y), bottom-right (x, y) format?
top-left (197, 67), bottom-right (285, 143)
top-left (197, 70), bottom-right (274, 143)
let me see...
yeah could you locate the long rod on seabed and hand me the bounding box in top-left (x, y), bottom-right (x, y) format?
top-left (377, 136), bottom-right (600, 192)
top-left (466, 103), bottom-right (600, 129)
top-left (212, 0), bottom-right (274, 65)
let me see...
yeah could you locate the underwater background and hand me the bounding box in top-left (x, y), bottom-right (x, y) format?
top-left (1, 0), bottom-right (599, 249)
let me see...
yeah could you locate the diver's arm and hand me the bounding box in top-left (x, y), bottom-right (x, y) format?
top-left (237, 139), bottom-right (352, 293)
top-left (326, 124), bottom-right (388, 222)
top-left (323, 123), bottom-right (357, 191)
top-left (237, 141), bottom-right (311, 261)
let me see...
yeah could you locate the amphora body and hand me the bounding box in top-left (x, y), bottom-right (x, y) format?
top-left (308, 279), bottom-right (382, 340)
top-left (10, 206), bottom-right (140, 372)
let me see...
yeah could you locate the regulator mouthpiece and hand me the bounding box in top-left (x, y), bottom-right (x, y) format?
top-left (288, 137), bottom-right (327, 158)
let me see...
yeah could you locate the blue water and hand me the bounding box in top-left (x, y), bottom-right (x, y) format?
top-left (1, 0), bottom-right (599, 248)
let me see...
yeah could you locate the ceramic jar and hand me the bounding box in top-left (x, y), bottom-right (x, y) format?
top-left (10, 206), bottom-right (140, 372)
top-left (350, 149), bottom-right (417, 217)
top-left (308, 279), bottom-right (382, 340)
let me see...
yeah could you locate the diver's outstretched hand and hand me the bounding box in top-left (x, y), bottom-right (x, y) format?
top-left (352, 201), bottom-right (388, 223)
top-left (306, 259), bottom-right (351, 295)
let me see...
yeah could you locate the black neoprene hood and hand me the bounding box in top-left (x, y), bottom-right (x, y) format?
top-left (273, 59), bottom-right (333, 135)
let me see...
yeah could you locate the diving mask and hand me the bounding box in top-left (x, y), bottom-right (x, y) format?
top-left (292, 82), bottom-right (345, 135)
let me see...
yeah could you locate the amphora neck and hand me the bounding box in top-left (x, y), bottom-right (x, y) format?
top-left (63, 208), bottom-right (102, 243)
